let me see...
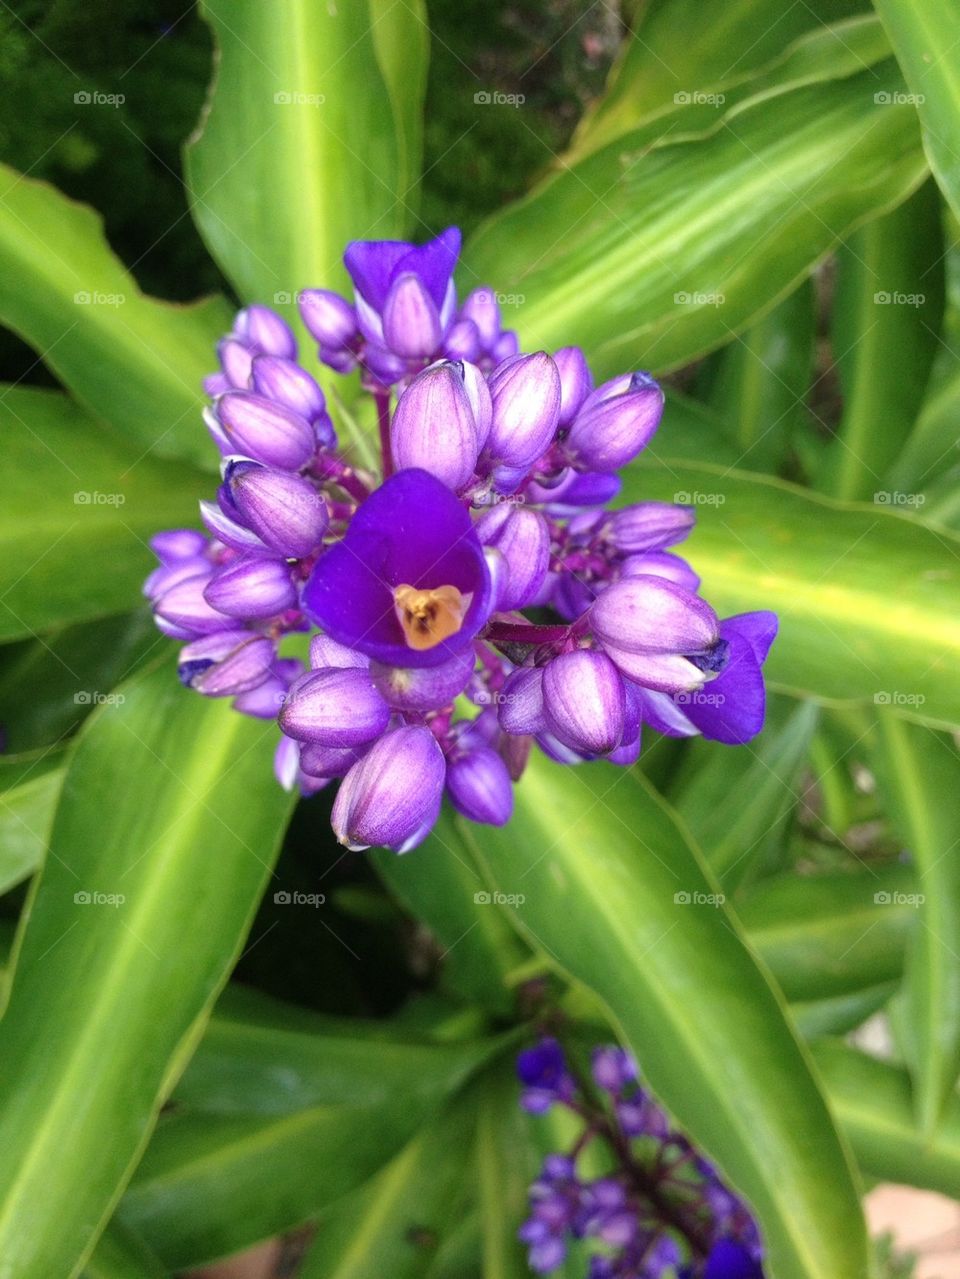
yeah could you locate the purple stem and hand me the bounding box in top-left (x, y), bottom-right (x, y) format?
top-left (484, 620), bottom-right (572, 646)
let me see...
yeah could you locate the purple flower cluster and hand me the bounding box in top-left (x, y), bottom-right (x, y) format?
top-left (517, 1039), bottom-right (764, 1279)
top-left (145, 229), bottom-right (776, 852)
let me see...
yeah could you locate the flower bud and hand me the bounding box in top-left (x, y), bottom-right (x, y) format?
top-left (217, 338), bottom-right (254, 388)
top-left (234, 305), bottom-right (297, 359)
top-left (486, 352), bottom-right (561, 469)
top-left (299, 289), bottom-right (358, 349)
top-left (563, 371), bottom-right (664, 471)
top-left (203, 555), bottom-right (297, 619)
top-left (178, 629), bottom-right (275, 696)
top-left (363, 344), bottom-right (408, 385)
top-left (250, 355), bottom-right (326, 422)
top-left (590, 578), bottom-right (718, 656)
top-left (391, 361), bottom-right (481, 490)
top-left (553, 346), bottom-right (593, 427)
top-left (216, 392), bottom-right (316, 470)
top-left (443, 318), bottom-right (481, 363)
top-left (498, 667), bottom-right (547, 735)
top-left (460, 287), bottom-right (501, 349)
top-left (620, 551), bottom-right (700, 593)
top-left (446, 745), bottom-right (513, 825)
top-left (370, 648), bottom-right (475, 711)
top-left (542, 650), bottom-right (625, 754)
top-left (227, 463), bottom-right (328, 557)
top-left (601, 647), bottom-right (705, 694)
top-left (154, 571), bottom-right (232, 637)
top-left (332, 725), bottom-right (446, 851)
top-left (606, 502), bottom-right (694, 553)
top-left (143, 556), bottom-right (209, 603)
top-left (279, 667), bottom-right (391, 747)
top-left (383, 273), bottom-right (442, 358)
top-left (477, 505), bottom-right (550, 611)
top-left (310, 633), bottom-right (368, 669)
top-left (528, 469), bottom-right (621, 511)
top-left (233, 658), bottom-right (301, 718)
top-left (150, 529), bottom-right (208, 564)
top-left (491, 331), bottom-right (519, 363)
top-left (461, 360), bottom-right (492, 445)
top-left (200, 499), bottom-right (269, 554)
top-left (299, 741), bottom-right (367, 778)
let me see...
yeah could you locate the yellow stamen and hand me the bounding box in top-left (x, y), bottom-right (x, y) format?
top-left (393, 583), bottom-right (470, 651)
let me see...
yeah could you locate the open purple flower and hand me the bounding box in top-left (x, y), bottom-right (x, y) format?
top-left (303, 467), bottom-right (493, 668)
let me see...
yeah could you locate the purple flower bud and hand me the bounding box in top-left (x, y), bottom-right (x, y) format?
top-left (203, 556), bottom-right (297, 619)
top-left (602, 647), bottom-right (706, 693)
top-left (199, 500), bottom-right (270, 554)
top-left (299, 741), bottom-right (367, 778)
top-left (363, 344), bottom-right (408, 385)
top-left (542, 650), bottom-right (625, 755)
top-left (143, 556), bottom-right (210, 604)
top-left (150, 529), bottom-right (208, 564)
top-left (477, 505), bottom-right (550, 611)
top-left (233, 658), bottom-right (301, 718)
top-left (217, 338), bottom-right (254, 389)
top-left (382, 273), bottom-right (442, 358)
top-left (443, 317), bottom-right (481, 362)
top-left (498, 667), bottom-right (547, 735)
top-left (310, 632), bottom-right (368, 669)
top-left (591, 1046), bottom-right (637, 1093)
top-left (227, 463), bottom-right (328, 557)
top-left (250, 355), bottom-right (326, 423)
top-left (461, 360), bottom-right (493, 445)
top-left (332, 725), bottom-right (446, 851)
top-left (204, 405), bottom-right (233, 455)
top-left (370, 648), bottom-right (475, 711)
top-left (620, 550), bottom-right (700, 593)
top-left (529, 469), bottom-right (622, 512)
top-left (590, 578), bottom-right (719, 655)
top-left (491, 330), bottom-right (519, 363)
top-left (279, 667), bottom-right (391, 747)
top-left (606, 502), bottom-right (694, 553)
top-left (178, 629), bottom-right (275, 696)
top-left (460, 287), bottom-right (501, 349)
top-left (204, 373), bottom-right (230, 398)
top-left (390, 361), bottom-right (481, 490)
top-left (234, 305), bottom-right (297, 359)
top-left (487, 352), bottom-right (561, 469)
top-left (298, 288), bottom-right (358, 349)
top-left (563, 372), bottom-right (664, 471)
top-left (216, 392), bottom-right (316, 470)
top-left (446, 745), bottom-right (513, 825)
top-left (154, 571), bottom-right (232, 637)
top-left (553, 346), bottom-right (593, 427)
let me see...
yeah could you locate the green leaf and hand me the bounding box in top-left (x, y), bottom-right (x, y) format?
top-left (0, 386), bottom-right (209, 642)
top-left (185, 0), bottom-right (429, 313)
top-left (869, 717), bottom-right (960, 1133)
top-left (455, 753), bottom-right (870, 1279)
top-left (297, 1094), bottom-right (475, 1279)
top-left (0, 660), bottom-right (294, 1278)
top-left (81, 1223), bottom-right (168, 1279)
top-left (811, 1040), bottom-right (960, 1197)
top-left (572, 4), bottom-right (876, 156)
top-left (0, 765), bottom-right (62, 895)
top-left (464, 62), bottom-right (924, 377)
top-left (789, 984), bottom-right (898, 1040)
top-left (0, 611), bottom-right (160, 752)
top-left (174, 985), bottom-right (507, 1116)
top-left (887, 359), bottom-right (960, 492)
top-left (874, 0), bottom-right (960, 221)
top-left (0, 165), bottom-right (231, 466)
top-left (701, 280), bottom-right (815, 473)
top-left (474, 1063), bottom-right (534, 1279)
top-left (370, 810), bottom-right (528, 1015)
top-left (668, 699), bottom-right (819, 888)
top-left (819, 180), bottom-right (945, 500)
top-left (623, 460), bottom-right (960, 728)
top-left (736, 865), bottom-right (915, 1002)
